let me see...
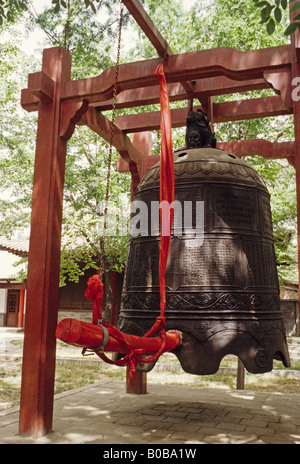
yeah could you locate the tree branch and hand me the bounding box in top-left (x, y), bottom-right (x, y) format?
top-left (28, 1), bottom-right (60, 46)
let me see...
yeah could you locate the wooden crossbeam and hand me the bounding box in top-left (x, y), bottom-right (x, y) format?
top-left (23, 76), bottom-right (269, 113)
top-left (213, 95), bottom-right (292, 122)
top-left (56, 46), bottom-right (291, 106)
top-left (217, 139), bottom-right (294, 157)
top-left (93, 77), bottom-right (268, 111)
top-left (115, 96), bottom-right (291, 133)
top-left (22, 46), bottom-right (291, 114)
top-left (123, 0), bottom-right (172, 58)
top-left (79, 107), bottom-right (144, 165)
top-left (122, 0), bottom-right (195, 95)
top-left (218, 139), bottom-right (295, 166)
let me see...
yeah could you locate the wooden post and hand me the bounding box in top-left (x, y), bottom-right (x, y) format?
top-left (19, 48), bottom-right (71, 438)
top-left (17, 289), bottom-right (25, 329)
top-left (291, 7), bottom-right (300, 336)
top-left (236, 358), bottom-right (245, 390)
top-left (126, 366), bottom-right (147, 394)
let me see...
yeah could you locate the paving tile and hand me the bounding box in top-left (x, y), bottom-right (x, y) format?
top-left (244, 425), bottom-right (275, 436)
top-left (217, 422), bottom-right (247, 432)
top-left (160, 415), bottom-right (189, 424)
top-left (189, 419), bottom-right (219, 428)
top-left (187, 412), bottom-right (208, 421)
top-left (240, 418), bottom-right (270, 428)
top-left (268, 422), bottom-right (299, 433)
top-left (214, 414), bottom-right (242, 424)
top-left (1, 380), bottom-right (300, 444)
top-left (167, 422), bottom-right (202, 432)
top-left (200, 433), bottom-right (231, 444)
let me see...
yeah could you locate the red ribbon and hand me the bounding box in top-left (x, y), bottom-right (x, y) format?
top-left (154, 64), bottom-right (175, 319)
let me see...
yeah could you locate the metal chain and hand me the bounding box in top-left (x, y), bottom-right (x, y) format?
top-left (99, 0), bottom-right (124, 277)
top-left (162, 39), bottom-right (169, 64)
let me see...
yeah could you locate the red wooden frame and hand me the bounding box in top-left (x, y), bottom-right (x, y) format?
top-left (18, 0), bottom-right (300, 437)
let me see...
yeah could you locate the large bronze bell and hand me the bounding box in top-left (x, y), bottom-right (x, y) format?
top-left (118, 112), bottom-right (290, 375)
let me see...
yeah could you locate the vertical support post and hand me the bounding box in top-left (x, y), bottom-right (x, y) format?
top-left (128, 132), bottom-right (153, 200)
top-left (126, 366), bottom-right (147, 394)
top-left (18, 289), bottom-right (25, 329)
top-left (125, 132), bottom-right (152, 394)
top-left (129, 161), bottom-right (141, 200)
top-left (132, 132), bottom-right (152, 160)
top-left (236, 358), bottom-right (245, 390)
top-left (19, 47), bottom-right (72, 438)
top-left (291, 7), bottom-right (300, 335)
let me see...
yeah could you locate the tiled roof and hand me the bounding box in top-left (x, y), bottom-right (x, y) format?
top-left (0, 239), bottom-right (29, 257)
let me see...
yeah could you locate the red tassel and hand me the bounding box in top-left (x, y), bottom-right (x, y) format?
top-left (85, 275), bottom-right (104, 324)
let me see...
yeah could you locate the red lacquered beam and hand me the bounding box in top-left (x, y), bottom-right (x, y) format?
top-left (56, 318), bottom-right (182, 355)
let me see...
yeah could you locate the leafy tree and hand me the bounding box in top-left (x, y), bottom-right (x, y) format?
top-left (200, 0), bottom-right (297, 283)
top-left (253, 0), bottom-right (300, 36)
top-left (0, 2), bottom-right (132, 285)
top-left (0, 0), bottom-right (297, 286)
top-left (0, 32), bottom-right (37, 236)
top-left (0, 0), bottom-right (27, 25)
top-left (0, 0), bottom-right (103, 25)
top-left (1, 0), bottom-right (299, 36)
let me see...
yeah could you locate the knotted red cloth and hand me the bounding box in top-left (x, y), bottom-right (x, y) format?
top-left (85, 274), bottom-right (142, 375)
top-left (85, 275), bottom-right (104, 324)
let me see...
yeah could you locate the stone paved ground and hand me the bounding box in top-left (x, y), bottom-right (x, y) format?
top-left (0, 377), bottom-right (300, 444)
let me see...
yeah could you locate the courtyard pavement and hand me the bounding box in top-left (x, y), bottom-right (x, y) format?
top-left (0, 328), bottom-right (300, 445)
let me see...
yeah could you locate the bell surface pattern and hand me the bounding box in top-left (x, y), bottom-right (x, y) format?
top-left (118, 148), bottom-right (290, 375)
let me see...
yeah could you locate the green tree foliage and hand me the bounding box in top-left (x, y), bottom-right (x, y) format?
top-left (0, 33), bottom-right (37, 235)
top-left (0, 0), bottom-right (103, 25)
top-left (0, 1), bottom-right (132, 284)
top-left (0, 0), bottom-right (299, 36)
top-left (0, 0), bottom-right (297, 285)
top-left (253, 0), bottom-right (300, 36)
top-left (0, 0), bottom-right (27, 25)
